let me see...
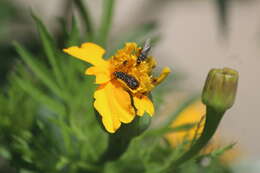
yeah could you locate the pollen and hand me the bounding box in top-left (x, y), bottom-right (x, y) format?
top-left (110, 42), bottom-right (169, 97)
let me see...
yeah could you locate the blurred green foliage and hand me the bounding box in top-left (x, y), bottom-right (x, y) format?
top-left (0, 0), bottom-right (18, 86)
top-left (215, 0), bottom-right (230, 36)
top-left (0, 0), bottom-right (236, 173)
top-left (0, 0), bottom-right (40, 86)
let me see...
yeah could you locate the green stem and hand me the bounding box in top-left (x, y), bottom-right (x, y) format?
top-left (100, 133), bottom-right (133, 162)
top-left (98, 115), bottom-right (151, 163)
top-left (97, 0), bottom-right (115, 47)
top-left (74, 0), bottom-right (94, 40)
top-left (171, 106), bottom-right (225, 170)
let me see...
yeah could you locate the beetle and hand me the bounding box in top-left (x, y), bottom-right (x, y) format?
top-left (114, 71), bottom-right (139, 90)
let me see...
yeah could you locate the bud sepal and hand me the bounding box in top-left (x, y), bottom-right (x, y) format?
top-left (202, 68), bottom-right (238, 112)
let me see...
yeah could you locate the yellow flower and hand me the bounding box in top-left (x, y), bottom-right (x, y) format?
top-left (165, 100), bottom-right (239, 164)
top-left (63, 42), bottom-right (170, 133)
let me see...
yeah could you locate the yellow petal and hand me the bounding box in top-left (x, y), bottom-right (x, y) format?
top-left (133, 96), bottom-right (154, 116)
top-left (94, 82), bottom-right (135, 133)
top-left (63, 42), bottom-right (106, 66)
top-left (85, 65), bottom-right (111, 84)
top-left (153, 67), bottom-right (171, 85)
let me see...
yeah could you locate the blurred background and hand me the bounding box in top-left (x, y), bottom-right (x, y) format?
top-left (1, 0), bottom-right (259, 169)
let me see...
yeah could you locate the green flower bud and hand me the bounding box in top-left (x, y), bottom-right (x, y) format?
top-left (202, 68), bottom-right (239, 112)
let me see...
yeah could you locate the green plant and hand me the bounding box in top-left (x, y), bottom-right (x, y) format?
top-left (0, 1), bottom-right (238, 173)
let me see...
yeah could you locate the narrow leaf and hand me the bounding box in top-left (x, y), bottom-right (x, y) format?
top-left (74, 0), bottom-right (94, 40)
top-left (97, 0), bottom-right (115, 47)
top-left (31, 13), bottom-right (64, 86)
top-left (66, 15), bottom-right (80, 46)
top-left (15, 78), bottom-right (65, 116)
top-left (13, 42), bottom-right (63, 99)
top-left (210, 143), bottom-right (236, 158)
top-left (144, 123), bottom-right (196, 137)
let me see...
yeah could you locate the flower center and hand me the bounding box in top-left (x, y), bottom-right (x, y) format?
top-left (109, 42), bottom-right (156, 96)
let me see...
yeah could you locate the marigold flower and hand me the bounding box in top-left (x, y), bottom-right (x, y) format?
top-left (63, 41), bottom-right (170, 133)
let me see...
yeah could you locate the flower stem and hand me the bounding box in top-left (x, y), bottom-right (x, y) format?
top-left (171, 106), bottom-right (225, 169)
top-left (99, 115), bottom-right (151, 163)
top-left (97, 0), bottom-right (115, 47)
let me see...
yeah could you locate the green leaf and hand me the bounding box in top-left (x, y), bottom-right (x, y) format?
top-left (97, 0), bottom-right (115, 47)
top-left (74, 0), bottom-right (94, 40)
top-left (0, 146), bottom-right (11, 159)
top-left (57, 17), bottom-right (69, 46)
top-left (66, 15), bottom-right (80, 46)
top-left (209, 143), bottom-right (236, 158)
top-left (31, 13), bottom-right (64, 87)
top-left (15, 78), bottom-right (65, 116)
top-left (13, 42), bottom-right (63, 99)
top-left (45, 117), bottom-right (73, 155)
top-left (144, 123), bottom-right (197, 137)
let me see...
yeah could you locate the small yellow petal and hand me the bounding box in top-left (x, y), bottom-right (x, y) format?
top-left (153, 67), bottom-right (171, 85)
top-left (133, 96), bottom-right (154, 116)
top-left (94, 82), bottom-right (135, 133)
top-left (85, 65), bottom-right (111, 84)
top-left (63, 42), bottom-right (106, 66)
